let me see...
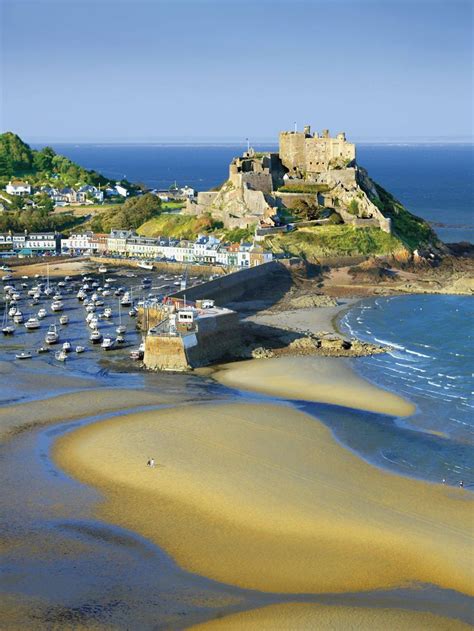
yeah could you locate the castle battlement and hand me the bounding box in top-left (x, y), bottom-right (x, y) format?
top-left (279, 125), bottom-right (356, 176)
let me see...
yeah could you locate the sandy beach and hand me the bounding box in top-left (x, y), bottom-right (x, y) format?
top-left (212, 355), bottom-right (415, 416)
top-left (189, 603), bottom-right (472, 630)
top-left (54, 401), bottom-right (473, 597)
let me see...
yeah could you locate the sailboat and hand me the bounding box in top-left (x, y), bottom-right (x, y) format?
top-left (44, 263), bottom-right (53, 296)
top-left (116, 299), bottom-right (126, 334)
top-left (2, 304), bottom-right (15, 335)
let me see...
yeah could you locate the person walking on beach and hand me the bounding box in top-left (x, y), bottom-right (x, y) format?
top-left (147, 458), bottom-right (155, 468)
top-left (459, 480), bottom-right (464, 488)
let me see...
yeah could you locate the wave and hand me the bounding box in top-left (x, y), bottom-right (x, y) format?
top-left (405, 349), bottom-right (432, 359)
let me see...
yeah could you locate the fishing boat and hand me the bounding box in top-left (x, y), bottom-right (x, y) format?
top-left (101, 337), bottom-right (115, 350)
top-left (51, 300), bottom-right (64, 312)
top-left (37, 346), bottom-right (49, 354)
top-left (15, 351), bottom-right (33, 360)
top-left (59, 314), bottom-right (69, 325)
top-left (103, 307), bottom-right (112, 319)
top-left (24, 317), bottom-right (41, 330)
top-left (8, 305), bottom-right (17, 317)
top-left (137, 261), bottom-right (153, 271)
top-left (115, 334), bottom-right (125, 344)
top-left (62, 341), bottom-right (72, 352)
top-left (13, 312), bottom-right (24, 324)
top-left (37, 308), bottom-right (47, 319)
top-left (90, 329), bottom-right (102, 344)
top-left (45, 324), bottom-right (59, 344)
top-left (75, 345), bottom-right (85, 353)
top-left (55, 350), bottom-right (67, 362)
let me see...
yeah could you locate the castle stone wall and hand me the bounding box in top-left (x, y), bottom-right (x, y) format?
top-left (279, 130), bottom-right (356, 175)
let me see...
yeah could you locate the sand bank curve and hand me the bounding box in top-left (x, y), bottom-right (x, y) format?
top-left (212, 356), bottom-right (415, 416)
top-left (54, 402), bottom-right (473, 595)
top-left (189, 602), bottom-right (472, 630)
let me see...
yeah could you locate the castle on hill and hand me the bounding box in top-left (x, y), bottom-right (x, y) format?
top-left (185, 125), bottom-right (391, 233)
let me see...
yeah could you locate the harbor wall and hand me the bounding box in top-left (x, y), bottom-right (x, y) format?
top-left (144, 335), bottom-right (189, 371)
top-left (172, 261), bottom-right (285, 305)
top-left (89, 256), bottom-right (226, 278)
top-left (143, 310), bottom-right (240, 371)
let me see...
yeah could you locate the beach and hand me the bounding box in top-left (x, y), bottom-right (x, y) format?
top-left (212, 355), bottom-right (415, 416)
top-left (53, 401), bottom-right (473, 596)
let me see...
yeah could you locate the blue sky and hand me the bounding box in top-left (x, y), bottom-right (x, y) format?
top-left (1, 0), bottom-right (472, 142)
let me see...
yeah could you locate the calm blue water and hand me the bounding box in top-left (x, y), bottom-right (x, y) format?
top-left (341, 295), bottom-right (473, 484)
top-left (33, 143), bottom-right (474, 243)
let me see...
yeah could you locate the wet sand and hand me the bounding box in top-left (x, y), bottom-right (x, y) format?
top-left (212, 356), bottom-right (415, 416)
top-left (54, 402), bottom-right (473, 597)
top-left (12, 258), bottom-right (91, 278)
top-left (0, 387), bottom-right (177, 440)
top-left (190, 602), bottom-right (472, 630)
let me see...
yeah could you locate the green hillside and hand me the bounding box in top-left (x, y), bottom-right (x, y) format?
top-left (0, 131), bottom-right (110, 188)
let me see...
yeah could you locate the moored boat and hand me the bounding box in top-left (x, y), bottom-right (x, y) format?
top-left (101, 337), bottom-right (115, 350)
top-left (24, 317), bottom-right (41, 330)
top-left (45, 324), bottom-right (59, 344)
top-left (16, 351), bottom-right (33, 360)
top-left (55, 349), bottom-right (67, 362)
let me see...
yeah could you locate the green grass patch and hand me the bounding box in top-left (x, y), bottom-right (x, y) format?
top-left (278, 183), bottom-right (330, 194)
top-left (138, 213), bottom-right (222, 239)
top-left (266, 225), bottom-right (405, 259)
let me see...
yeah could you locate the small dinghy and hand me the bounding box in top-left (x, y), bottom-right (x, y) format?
top-left (16, 351), bottom-right (32, 360)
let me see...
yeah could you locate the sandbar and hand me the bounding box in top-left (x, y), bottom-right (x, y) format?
top-left (0, 388), bottom-right (176, 440)
top-left (213, 356), bottom-right (415, 416)
top-left (189, 603), bottom-right (472, 630)
top-left (54, 402), bottom-right (473, 595)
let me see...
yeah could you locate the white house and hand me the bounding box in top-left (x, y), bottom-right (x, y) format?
top-left (179, 186), bottom-right (196, 200)
top-left (115, 184), bottom-right (129, 197)
top-left (6, 181), bottom-right (31, 196)
top-left (61, 232), bottom-right (94, 254)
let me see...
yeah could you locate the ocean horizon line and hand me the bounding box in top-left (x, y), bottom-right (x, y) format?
top-left (27, 138), bottom-right (474, 148)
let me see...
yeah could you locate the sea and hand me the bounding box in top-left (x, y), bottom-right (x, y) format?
top-left (28, 141), bottom-right (473, 485)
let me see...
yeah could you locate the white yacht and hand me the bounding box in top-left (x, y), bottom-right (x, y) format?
top-left (59, 314), bottom-right (69, 325)
top-left (13, 312), bottom-right (24, 324)
top-left (90, 329), bottom-right (102, 344)
top-left (24, 317), bottom-right (41, 330)
top-left (62, 341), bottom-right (71, 352)
top-left (37, 308), bottom-right (47, 319)
top-left (75, 345), bottom-right (85, 353)
top-left (101, 337), bottom-right (115, 350)
top-left (137, 261), bottom-right (153, 270)
top-left (45, 324), bottom-right (59, 344)
top-left (120, 292), bottom-right (132, 307)
top-left (51, 300), bottom-right (64, 312)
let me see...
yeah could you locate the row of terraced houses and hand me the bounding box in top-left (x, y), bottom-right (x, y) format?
top-left (0, 230), bottom-right (273, 267)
